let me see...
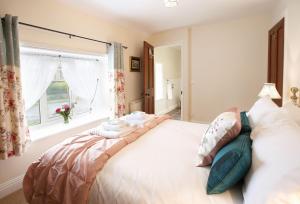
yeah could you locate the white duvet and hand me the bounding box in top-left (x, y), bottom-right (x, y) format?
top-left (88, 120), bottom-right (243, 204)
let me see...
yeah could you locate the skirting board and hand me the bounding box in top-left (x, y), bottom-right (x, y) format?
top-left (0, 174), bottom-right (24, 199)
top-left (156, 104), bottom-right (178, 115)
top-left (190, 119), bottom-right (209, 124)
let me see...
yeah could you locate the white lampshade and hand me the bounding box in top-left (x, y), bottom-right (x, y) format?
top-left (258, 83), bottom-right (281, 99)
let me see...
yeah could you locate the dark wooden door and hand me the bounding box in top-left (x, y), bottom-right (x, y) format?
top-left (268, 18), bottom-right (284, 106)
top-left (143, 41), bottom-right (155, 114)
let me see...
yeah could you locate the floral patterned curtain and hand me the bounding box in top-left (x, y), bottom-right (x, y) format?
top-left (107, 42), bottom-right (126, 118)
top-left (0, 15), bottom-right (30, 160)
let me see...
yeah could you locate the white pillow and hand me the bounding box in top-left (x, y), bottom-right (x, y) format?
top-left (247, 97), bottom-right (279, 128)
top-left (243, 110), bottom-right (300, 204)
top-left (281, 102), bottom-right (300, 126)
top-left (266, 168), bottom-right (300, 204)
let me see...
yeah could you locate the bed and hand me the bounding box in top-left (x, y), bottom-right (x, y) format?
top-left (25, 97), bottom-right (300, 204)
top-left (23, 116), bottom-right (244, 204)
top-left (88, 119), bottom-right (243, 204)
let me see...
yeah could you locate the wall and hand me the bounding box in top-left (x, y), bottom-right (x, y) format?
top-left (0, 0), bottom-right (149, 114)
top-left (0, 0), bottom-right (148, 195)
top-left (272, 0), bottom-right (300, 103)
top-left (154, 46), bottom-right (181, 114)
top-left (190, 14), bottom-right (270, 122)
top-left (148, 13), bottom-right (271, 122)
top-left (148, 28), bottom-right (190, 120)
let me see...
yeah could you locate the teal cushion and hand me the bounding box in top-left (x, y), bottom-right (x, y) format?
top-left (206, 130), bottom-right (252, 194)
top-left (240, 111), bottom-right (251, 133)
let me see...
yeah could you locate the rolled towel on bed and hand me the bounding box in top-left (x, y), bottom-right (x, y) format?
top-left (89, 126), bottom-right (135, 139)
top-left (126, 111), bottom-right (146, 120)
top-left (102, 121), bottom-right (126, 131)
top-left (122, 114), bottom-right (156, 127)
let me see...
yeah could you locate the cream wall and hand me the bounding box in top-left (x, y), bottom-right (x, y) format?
top-left (273, 0), bottom-right (300, 103)
top-left (154, 46), bottom-right (181, 114)
top-left (190, 14), bottom-right (270, 122)
top-left (148, 14), bottom-right (271, 122)
top-left (0, 0), bottom-right (148, 194)
top-left (0, 0), bottom-right (148, 114)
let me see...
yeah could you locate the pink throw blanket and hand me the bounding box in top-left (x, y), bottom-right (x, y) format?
top-left (23, 115), bottom-right (170, 204)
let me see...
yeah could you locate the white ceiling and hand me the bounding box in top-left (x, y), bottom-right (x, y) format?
top-left (60, 0), bottom-right (277, 33)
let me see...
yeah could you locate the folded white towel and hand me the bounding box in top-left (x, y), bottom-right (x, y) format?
top-left (89, 126), bottom-right (135, 139)
top-left (126, 111), bottom-right (146, 120)
top-left (107, 119), bottom-right (126, 125)
top-left (122, 114), bottom-right (155, 127)
top-left (167, 81), bottom-right (173, 100)
top-left (102, 122), bottom-right (126, 131)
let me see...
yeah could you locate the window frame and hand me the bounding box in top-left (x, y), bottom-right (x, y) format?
top-left (23, 47), bottom-right (105, 129)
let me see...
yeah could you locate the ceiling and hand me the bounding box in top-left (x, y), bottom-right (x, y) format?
top-left (59, 0), bottom-right (277, 33)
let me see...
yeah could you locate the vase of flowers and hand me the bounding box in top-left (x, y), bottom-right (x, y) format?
top-left (56, 104), bottom-right (72, 124)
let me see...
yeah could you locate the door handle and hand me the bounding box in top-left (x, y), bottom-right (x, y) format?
top-left (145, 89), bottom-right (151, 97)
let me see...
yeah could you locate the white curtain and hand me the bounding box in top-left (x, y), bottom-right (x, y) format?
top-left (61, 58), bottom-right (107, 111)
top-left (20, 54), bottom-right (58, 110)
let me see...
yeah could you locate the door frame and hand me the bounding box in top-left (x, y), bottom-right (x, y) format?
top-left (268, 18), bottom-right (284, 106)
top-left (143, 41), bottom-right (155, 114)
top-left (153, 43), bottom-right (184, 120)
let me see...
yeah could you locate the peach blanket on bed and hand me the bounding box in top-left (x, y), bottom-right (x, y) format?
top-left (23, 115), bottom-right (170, 204)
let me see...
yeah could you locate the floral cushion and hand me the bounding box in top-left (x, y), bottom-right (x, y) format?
top-left (197, 108), bottom-right (241, 166)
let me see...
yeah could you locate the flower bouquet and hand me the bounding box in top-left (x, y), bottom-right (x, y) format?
top-left (56, 104), bottom-right (72, 124)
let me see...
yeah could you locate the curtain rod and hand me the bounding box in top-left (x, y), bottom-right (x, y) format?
top-left (1, 18), bottom-right (128, 49)
top-left (22, 52), bottom-right (101, 62)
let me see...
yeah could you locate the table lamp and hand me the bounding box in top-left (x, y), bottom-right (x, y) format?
top-left (258, 83), bottom-right (281, 99)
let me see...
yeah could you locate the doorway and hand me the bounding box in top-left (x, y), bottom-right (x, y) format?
top-left (154, 46), bottom-right (182, 120)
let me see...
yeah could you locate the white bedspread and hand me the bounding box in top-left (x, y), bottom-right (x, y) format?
top-left (88, 120), bottom-right (243, 204)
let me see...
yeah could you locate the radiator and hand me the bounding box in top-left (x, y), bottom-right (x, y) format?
top-left (129, 99), bottom-right (143, 113)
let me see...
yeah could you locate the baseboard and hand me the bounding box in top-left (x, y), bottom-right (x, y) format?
top-left (0, 174), bottom-right (24, 199)
top-left (156, 104), bottom-right (179, 115)
top-left (190, 119), bottom-right (209, 124)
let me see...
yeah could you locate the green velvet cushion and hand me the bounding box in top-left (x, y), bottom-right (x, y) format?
top-left (206, 113), bottom-right (252, 194)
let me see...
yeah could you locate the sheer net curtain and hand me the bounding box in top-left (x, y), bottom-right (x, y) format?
top-left (21, 50), bottom-right (109, 118)
top-left (61, 57), bottom-right (109, 115)
top-left (21, 54), bottom-right (58, 110)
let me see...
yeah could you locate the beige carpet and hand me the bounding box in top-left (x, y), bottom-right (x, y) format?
top-left (167, 108), bottom-right (181, 120)
top-left (0, 189), bottom-right (27, 204)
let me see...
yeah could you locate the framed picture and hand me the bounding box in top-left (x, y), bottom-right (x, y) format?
top-left (130, 57), bottom-right (141, 72)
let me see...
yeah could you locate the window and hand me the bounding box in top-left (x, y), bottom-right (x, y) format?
top-left (21, 47), bottom-right (109, 127)
top-left (155, 63), bottom-right (164, 100)
top-left (47, 81), bottom-right (70, 118)
top-left (26, 102), bottom-right (41, 126)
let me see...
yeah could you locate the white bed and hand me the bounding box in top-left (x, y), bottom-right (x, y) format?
top-left (88, 119), bottom-right (243, 204)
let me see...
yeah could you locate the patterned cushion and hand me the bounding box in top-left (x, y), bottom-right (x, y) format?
top-left (197, 107), bottom-right (242, 166)
top-left (206, 115), bottom-right (252, 194)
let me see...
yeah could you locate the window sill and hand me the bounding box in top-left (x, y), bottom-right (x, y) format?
top-left (29, 114), bottom-right (109, 142)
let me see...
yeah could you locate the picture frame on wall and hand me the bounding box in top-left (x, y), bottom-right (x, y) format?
top-left (130, 57), bottom-right (141, 72)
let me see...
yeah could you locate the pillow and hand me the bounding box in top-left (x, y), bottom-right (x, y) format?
top-left (243, 110), bottom-right (300, 204)
top-left (265, 168), bottom-right (300, 204)
top-left (281, 102), bottom-right (300, 126)
top-left (206, 112), bottom-right (252, 194)
top-left (197, 107), bottom-right (241, 167)
top-left (247, 97), bottom-right (279, 128)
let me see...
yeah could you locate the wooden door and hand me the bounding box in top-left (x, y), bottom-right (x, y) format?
top-left (143, 41), bottom-right (155, 114)
top-left (268, 18), bottom-right (284, 106)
